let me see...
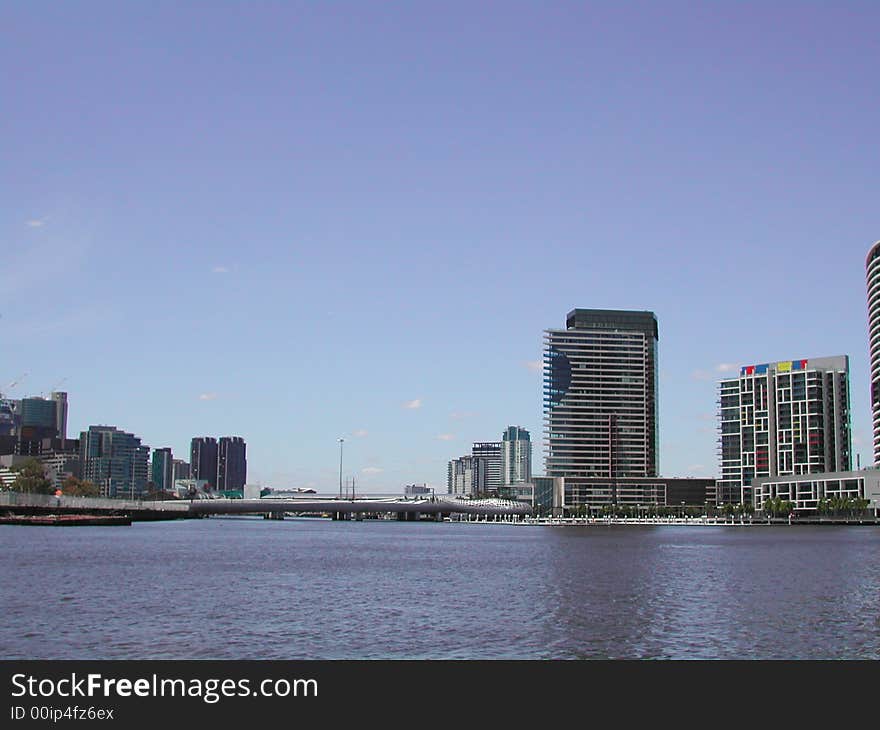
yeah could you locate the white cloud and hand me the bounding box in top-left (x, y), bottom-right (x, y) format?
top-left (353, 429), bottom-right (369, 437)
top-left (212, 266), bottom-right (229, 274)
top-left (716, 363), bottom-right (738, 373)
top-left (686, 464), bottom-right (707, 473)
top-left (691, 369), bottom-right (712, 381)
top-left (436, 434), bottom-right (455, 441)
top-left (26, 218), bottom-right (47, 228)
top-left (199, 392), bottom-right (218, 401)
top-left (450, 411), bottom-right (477, 420)
top-left (403, 399), bottom-right (422, 409)
top-left (524, 360), bottom-right (543, 372)
top-left (361, 467), bottom-right (383, 475)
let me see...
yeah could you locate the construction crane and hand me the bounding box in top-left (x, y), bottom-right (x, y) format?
top-left (0, 372), bottom-right (27, 400)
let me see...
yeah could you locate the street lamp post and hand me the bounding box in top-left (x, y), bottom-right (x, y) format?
top-left (338, 438), bottom-right (344, 499)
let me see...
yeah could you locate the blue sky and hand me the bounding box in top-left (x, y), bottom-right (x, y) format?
top-left (2, 2), bottom-right (878, 492)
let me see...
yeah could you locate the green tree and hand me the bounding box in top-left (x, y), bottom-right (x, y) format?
top-left (62, 475), bottom-right (100, 497)
top-left (10, 458), bottom-right (53, 494)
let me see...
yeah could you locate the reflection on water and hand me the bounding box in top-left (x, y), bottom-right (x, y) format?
top-left (1, 519), bottom-right (879, 659)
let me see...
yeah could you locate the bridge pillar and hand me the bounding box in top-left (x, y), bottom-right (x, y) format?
top-left (396, 512), bottom-right (407, 521)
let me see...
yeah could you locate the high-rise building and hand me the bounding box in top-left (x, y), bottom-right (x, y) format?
top-left (544, 309), bottom-right (659, 479)
top-left (471, 441), bottom-right (502, 495)
top-left (217, 436), bottom-right (247, 492)
top-left (50, 392), bottom-right (68, 440)
top-left (501, 426), bottom-right (532, 485)
top-left (151, 447), bottom-right (174, 493)
top-left (867, 241), bottom-right (880, 465)
top-left (19, 397), bottom-right (59, 440)
top-left (173, 459), bottom-right (191, 481)
top-left (717, 356), bottom-right (851, 506)
top-left (448, 455), bottom-right (475, 496)
top-left (190, 437), bottom-right (218, 490)
top-left (79, 425), bottom-right (150, 498)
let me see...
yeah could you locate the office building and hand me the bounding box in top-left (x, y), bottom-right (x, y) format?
top-left (544, 309), bottom-right (659, 483)
top-left (173, 459), bottom-right (191, 481)
top-left (151, 447), bottom-right (174, 493)
top-left (717, 356), bottom-right (851, 506)
top-left (79, 425), bottom-right (150, 498)
top-left (190, 437), bottom-right (218, 490)
top-left (19, 397), bottom-right (58, 440)
top-left (501, 426), bottom-right (532, 485)
top-left (51, 391), bottom-right (68, 440)
top-left (217, 436), bottom-right (247, 492)
top-left (867, 241), bottom-right (880, 465)
top-left (472, 441), bottom-right (502, 495)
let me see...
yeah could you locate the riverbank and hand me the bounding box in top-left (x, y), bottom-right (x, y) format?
top-left (456, 515), bottom-right (880, 527)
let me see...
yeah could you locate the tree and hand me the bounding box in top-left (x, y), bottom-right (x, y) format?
top-left (10, 458), bottom-right (53, 494)
top-left (62, 475), bottom-right (100, 497)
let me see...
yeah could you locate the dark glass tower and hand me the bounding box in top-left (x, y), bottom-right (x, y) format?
top-left (544, 309), bottom-right (659, 478)
top-left (190, 437), bottom-right (219, 490)
top-left (218, 436), bottom-right (247, 492)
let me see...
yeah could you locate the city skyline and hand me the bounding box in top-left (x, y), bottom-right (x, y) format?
top-left (2, 4), bottom-right (879, 491)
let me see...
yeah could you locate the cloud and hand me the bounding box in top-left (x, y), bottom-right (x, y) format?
top-left (716, 363), bottom-right (738, 373)
top-left (450, 411), bottom-right (477, 420)
top-left (199, 392), bottom-right (218, 401)
top-left (361, 467), bottom-right (383, 475)
top-left (403, 399), bottom-right (422, 409)
top-left (211, 266), bottom-right (229, 274)
top-left (524, 360), bottom-right (543, 372)
top-left (686, 464), bottom-right (707, 473)
top-left (691, 369), bottom-right (712, 381)
top-left (26, 218), bottom-right (47, 228)
top-left (436, 434), bottom-right (455, 441)
top-left (353, 429), bottom-right (369, 437)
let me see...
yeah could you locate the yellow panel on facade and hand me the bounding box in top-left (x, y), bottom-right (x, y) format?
top-left (777, 361), bottom-right (792, 372)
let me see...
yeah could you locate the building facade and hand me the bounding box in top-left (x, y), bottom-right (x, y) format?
top-left (448, 455), bottom-right (475, 496)
top-left (471, 441), bottom-right (502, 495)
top-left (217, 436), bottom-right (247, 492)
top-left (717, 356), bottom-right (852, 506)
top-left (79, 425), bottom-right (150, 498)
top-left (753, 469), bottom-right (880, 516)
top-left (867, 241), bottom-right (880, 465)
top-left (151, 447), bottom-right (174, 493)
top-left (501, 426), bottom-right (532, 486)
top-left (544, 309), bottom-right (659, 481)
top-left (190, 437), bottom-right (218, 491)
top-left (173, 459), bottom-right (191, 481)
top-left (19, 397), bottom-right (58, 440)
top-left (51, 391), bottom-right (68, 440)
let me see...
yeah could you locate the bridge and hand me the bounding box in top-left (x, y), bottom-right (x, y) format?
top-left (191, 495), bottom-right (531, 520)
top-left (0, 491), bottom-right (531, 522)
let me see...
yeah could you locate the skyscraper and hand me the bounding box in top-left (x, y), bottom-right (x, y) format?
top-left (867, 241), bottom-right (880, 465)
top-left (151, 447), bottom-right (174, 493)
top-left (19, 397), bottom-right (59, 440)
top-left (544, 309), bottom-right (659, 479)
top-left (717, 356), bottom-right (851, 505)
top-left (217, 436), bottom-right (247, 492)
top-left (79, 425), bottom-right (150, 498)
top-left (471, 441), bottom-right (502, 495)
top-left (501, 426), bottom-right (531, 485)
top-left (51, 391), bottom-right (68, 440)
top-left (190, 437), bottom-right (218, 490)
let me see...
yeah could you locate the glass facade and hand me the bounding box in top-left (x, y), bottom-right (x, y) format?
top-left (544, 309), bottom-right (658, 479)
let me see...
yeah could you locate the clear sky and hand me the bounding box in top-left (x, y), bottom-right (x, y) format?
top-left (2, 2), bottom-right (878, 492)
